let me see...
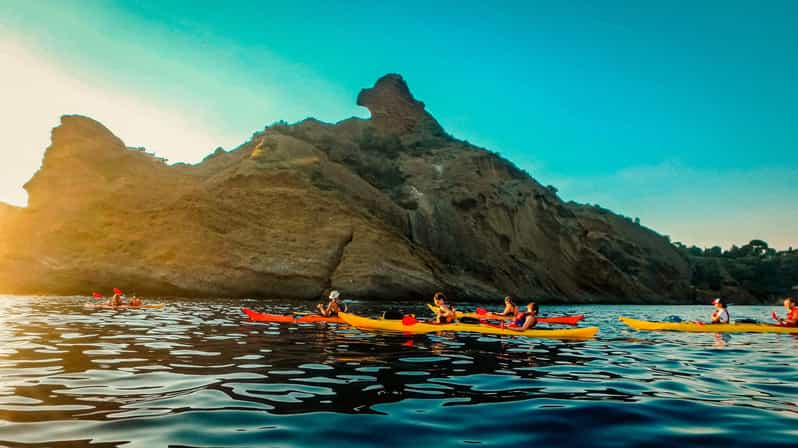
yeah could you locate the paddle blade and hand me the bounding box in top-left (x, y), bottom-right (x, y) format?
top-left (91, 292), bottom-right (103, 299)
top-left (476, 307), bottom-right (487, 315)
top-left (402, 315), bottom-right (417, 326)
top-left (113, 288), bottom-right (123, 295)
top-left (772, 311), bottom-right (779, 321)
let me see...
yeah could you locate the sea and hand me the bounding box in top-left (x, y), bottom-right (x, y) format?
top-left (0, 296), bottom-right (795, 447)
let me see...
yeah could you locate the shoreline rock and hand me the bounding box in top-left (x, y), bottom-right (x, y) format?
top-left (1, 74), bottom-right (781, 303)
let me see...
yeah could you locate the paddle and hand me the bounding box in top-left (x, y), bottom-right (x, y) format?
top-left (772, 311), bottom-right (780, 322)
top-left (402, 315), bottom-right (418, 326)
top-left (91, 292), bottom-right (104, 300)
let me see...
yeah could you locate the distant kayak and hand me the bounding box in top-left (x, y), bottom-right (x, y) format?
top-left (340, 312), bottom-right (598, 339)
top-left (241, 307), bottom-right (343, 323)
top-left (426, 304), bottom-right (584, 325)
top-left (84, 303), bottom-right (165, 310)
top-left (620, 316), bottom-right (798, 334)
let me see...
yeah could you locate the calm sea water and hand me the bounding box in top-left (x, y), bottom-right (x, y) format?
top-left (0, 296), bottom-right (796, 447)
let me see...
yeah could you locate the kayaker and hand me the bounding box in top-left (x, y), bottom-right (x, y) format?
top-left (496, 296), bottom-right (519, 317)
top-left (129, 295), bottom-right (143, 307)
top-left (433, 292), bottom-right (456, 324)
top-left (710, 298), bottom-right (730, 324)
top-left (317, 290), bottom-right (347, 317)
top-left (106, 293), bottom-right (123, 307)
top-left (507, 302), bottom-right (539, 331)
top-left (776, 297), bottom-right (798, 326)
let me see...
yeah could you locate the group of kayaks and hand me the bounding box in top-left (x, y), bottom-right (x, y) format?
top-left (242, 306), bottom-right (597, 339)
top-left (84, 303), bottom-right (165, 310)
top-left (84, 289), bottom-right (164, 310)
top-left (240, 306), bottom-right (798, 340)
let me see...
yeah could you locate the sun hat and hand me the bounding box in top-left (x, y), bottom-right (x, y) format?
top-left (329, 290), bottom-right (340, 300)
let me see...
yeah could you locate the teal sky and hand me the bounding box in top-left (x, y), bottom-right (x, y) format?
top-left (1, 0), bottom-right (796, 249)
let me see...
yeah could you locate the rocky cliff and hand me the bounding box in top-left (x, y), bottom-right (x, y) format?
top-left (0, 74), bottom-right (693, 302)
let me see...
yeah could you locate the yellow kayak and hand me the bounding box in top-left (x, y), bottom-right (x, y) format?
top-left (620, 316), bottom-right (798, 334)
top-left (426, 303), bottom-right (482, 319)
top-left (339, 312), bottom-right (598, 340)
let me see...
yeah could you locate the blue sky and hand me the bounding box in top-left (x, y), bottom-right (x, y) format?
top-left (1, 0), bottom-right (796, 249)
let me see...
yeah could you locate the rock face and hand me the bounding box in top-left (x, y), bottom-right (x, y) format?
top-left (0, 74), bottom-right (693, 302)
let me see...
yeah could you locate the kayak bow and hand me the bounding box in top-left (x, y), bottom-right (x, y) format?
top-left (340, 312), bottom-right (598, 339)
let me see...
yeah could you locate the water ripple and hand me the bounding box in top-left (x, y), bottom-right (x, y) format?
top-left (0, 297), bottom-right (796, 446)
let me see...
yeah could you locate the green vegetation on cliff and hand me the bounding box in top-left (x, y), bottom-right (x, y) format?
top-left (674, 240), bottom-right (798, 303)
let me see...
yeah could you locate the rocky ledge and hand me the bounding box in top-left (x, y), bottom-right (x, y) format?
top-left (0, 74), bottom-right (699, 302)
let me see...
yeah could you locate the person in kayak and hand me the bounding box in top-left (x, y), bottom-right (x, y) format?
top-left (496, 296), bottom-right (519, 317)
top-left (710, 298), bottom-right (730, 324)
top-left (507, 302), bottom-right (539, 330)
top-left (432, 292), bottom-right (456, 324)
top-left (776, 297), bottom-right (798, 326)
top-left (106, 292), bottom-right (123, 307)
top-left (317, 290), bottom-right (347, 317)
top-left (129, 295), bottom-right (143, 307)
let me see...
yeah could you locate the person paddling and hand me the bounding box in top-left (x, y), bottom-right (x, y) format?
top-left (432, 292), bottom-right (456, 324)
top-left (317, 290), bottom-right (347, 317)
top-left (496, 296), bottom-right (518, 317)
top-left (775, 297), bottom-right (798, 326)
top-left (710, 298), bottom-right (730, 324)
top-left (106, 292), bottom-right (123, 307)
top-left (507, 302), bottom-right (539, 331)
top-left (129, 295), bottom-right (143, 307)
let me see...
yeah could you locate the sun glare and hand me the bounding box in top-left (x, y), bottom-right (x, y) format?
top-left (0, 37), bottom-right (234, 206)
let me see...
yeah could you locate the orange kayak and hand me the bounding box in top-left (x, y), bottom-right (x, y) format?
top-left (241, 307), bottom-right (343, 323)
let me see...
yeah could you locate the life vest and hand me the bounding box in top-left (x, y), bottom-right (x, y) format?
top-left (513, 311), bottom-right (533, 327)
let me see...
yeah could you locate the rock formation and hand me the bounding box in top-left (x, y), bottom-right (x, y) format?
top-left (0, 74), bottom-right (695, 302)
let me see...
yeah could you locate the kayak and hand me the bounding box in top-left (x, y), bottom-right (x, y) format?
top-left (84, 303), bottom-right (165, 309)
top-left (620, 316), bottom-right (798, 334)
top-left (241, 307), bottom-right (343, 323)
top-left (339, 312), bottom-right (598, 339)
top-left (426, 304), bottom-right (584, 325)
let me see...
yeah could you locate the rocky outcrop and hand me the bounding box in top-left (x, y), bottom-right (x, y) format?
top-left (356, 74), bottom-right (444, 137)
top-left (0, 75), bottom-right (693, 302)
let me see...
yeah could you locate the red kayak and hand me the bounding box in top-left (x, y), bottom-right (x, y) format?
top-left (473, 307), bottom-right (584, 325)
top-left (480, 315), bottom-right (585, 328)
top-left (433, 305), bottom-right (585, 325)
top-left (484, 313), bottom-right (585, 325)
top-left (241, 307), bottom-right (343, 323)
top-left (536, 315), bottom-right (584, 325)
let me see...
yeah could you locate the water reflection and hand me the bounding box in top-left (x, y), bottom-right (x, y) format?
top-left (0, 297), bottom-right (796, 447)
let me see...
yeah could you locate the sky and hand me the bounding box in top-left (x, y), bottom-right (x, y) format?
top-left (0, 0), bottom-right (796, 249)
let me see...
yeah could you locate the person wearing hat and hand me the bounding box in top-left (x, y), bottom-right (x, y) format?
top-left (317, 290), bottom-right (347, 317)
top-left (710, 298), bottom-right (730, 324)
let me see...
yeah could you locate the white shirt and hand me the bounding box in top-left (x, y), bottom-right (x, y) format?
top-left (714, 308), bottom-right (729, 323)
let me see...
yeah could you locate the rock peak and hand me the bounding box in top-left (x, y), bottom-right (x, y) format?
top-left (55, 115), bottom-right (118, 140)
top-left (357, 74), bottom-right (443, 135)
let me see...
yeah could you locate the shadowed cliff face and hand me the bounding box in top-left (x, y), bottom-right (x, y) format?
top-left (0, 74), bottom-right (692, 302)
